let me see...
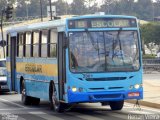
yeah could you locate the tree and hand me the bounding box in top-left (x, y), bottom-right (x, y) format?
top-left (0, 0), bottom-right (16, 9)
top-left (71, 0), bottom-right (86, 15)
top-left (29, 0), bottom-right (47, 16)
top-left (16, 0), bottom-right (30, 17)
top-left (134, 0), bottom-right (153, 20)
top-left (141, 22), bottom-right (160, 54)
top-left (85, 0), bottom-right (98, 14)
top-left (53, 0), bottom-right (70, 15)
top-left (100, 0), bottom-right (115, 14)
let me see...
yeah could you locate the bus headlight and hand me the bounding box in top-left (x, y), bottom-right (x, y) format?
top-left (72, 87), bottom-right (77, 92)
top-left (134, 84), bottom-right (140, 89)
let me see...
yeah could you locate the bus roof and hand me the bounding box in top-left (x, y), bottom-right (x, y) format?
top-left (7, 18), bottom-right (66, 34)
top-left (67, 14), bottom-right (137, 20)
top-left (7, 14), bottom-right (137, 34)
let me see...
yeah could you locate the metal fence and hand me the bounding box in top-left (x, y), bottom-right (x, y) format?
top-left (143, 59), bottom-right (160, 73)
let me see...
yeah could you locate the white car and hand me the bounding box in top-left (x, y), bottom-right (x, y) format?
top-left (0, 59), bottom-right (9, 92)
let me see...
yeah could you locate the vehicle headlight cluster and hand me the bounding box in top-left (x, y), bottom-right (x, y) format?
top-left (71, 86), bottom-right (83, 92)
top-left (71, 86), bottom-right (77, 92)
top-left (134, 84), bottom-right (140, 89)
top-left (129, 84), bottom-right (142, 89)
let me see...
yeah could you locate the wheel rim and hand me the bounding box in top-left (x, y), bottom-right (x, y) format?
top-left (52, 86), bottom-right (59, 110)
top-left (22, 82), bottom-right (26, 102)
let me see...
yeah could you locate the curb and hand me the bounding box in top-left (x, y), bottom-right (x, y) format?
top-left (125, 100), bottom-right (160, 109)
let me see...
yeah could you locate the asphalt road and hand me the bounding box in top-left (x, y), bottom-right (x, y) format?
top-left (0, 93), bottom-right (160, 120)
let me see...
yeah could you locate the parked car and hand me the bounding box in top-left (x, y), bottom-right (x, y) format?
top-left (0, 59), bottom-right (9, 93)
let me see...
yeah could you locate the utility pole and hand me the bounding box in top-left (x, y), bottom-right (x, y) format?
top-left (49, 0), bottom-right (53, 20)
top-left (40, 0), bottom-right (43, 21)
top-left (0, 5), bottom-right (13, 58)
top-left (152, 2), bottom-right (155, 21)
top-left (25, 1), bottom-right (30, 20)
top-left (1, 9), bottom-right (5, 58)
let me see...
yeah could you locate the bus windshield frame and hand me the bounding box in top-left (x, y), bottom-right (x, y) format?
top-left (68, 30), bottom-right (140, 73)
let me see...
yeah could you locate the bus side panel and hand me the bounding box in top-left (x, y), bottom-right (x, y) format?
top-left (16, 57), bottom-right (58, 100)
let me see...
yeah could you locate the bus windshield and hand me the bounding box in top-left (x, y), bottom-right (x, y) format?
top-left (69, 31), bottom-right (140, 73)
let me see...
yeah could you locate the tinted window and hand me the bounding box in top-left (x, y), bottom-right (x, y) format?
top-left (25, 32), bottom-right (31, 57)
top-left (50, 30), bottom-right (57, 57)
top-left (18, 33), bottom-right (24, 57)
top-left (33, 31), bottom-right (39, 57)
top-left (41, 30), bottom-right (48, 57)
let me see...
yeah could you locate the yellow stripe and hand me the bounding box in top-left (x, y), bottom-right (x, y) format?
top-left (6, 62), bottom-right (11, 72)
top-left (7, 62), bottom-right (58, 76)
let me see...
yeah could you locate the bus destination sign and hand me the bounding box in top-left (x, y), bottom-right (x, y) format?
top-left (68, 18), bottom-right (137, 29)
top-left (91, 19), bottom-right (130, 28)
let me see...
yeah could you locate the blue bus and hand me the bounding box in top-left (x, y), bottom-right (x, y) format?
top-left (6, 15), bottom-right (143, 112)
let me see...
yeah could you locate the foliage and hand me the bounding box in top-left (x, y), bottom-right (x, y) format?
top-left (143, 54), bottom-right (156, 59)
top-left (0, 0), bottom-right (159, 21)
top-left (70, 0), bottom-right (87, 15)
top-left (140, 22), bottom-right (160, 55)
top-left (52, 0), bottom-right (70, 15)
top-left (141, 22), bottom-right (160, 45)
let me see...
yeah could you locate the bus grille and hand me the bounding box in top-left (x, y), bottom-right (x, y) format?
top-left (94, 94), bottom-right (121, 99)
top-left (86, 77), bottom-right (127, 81)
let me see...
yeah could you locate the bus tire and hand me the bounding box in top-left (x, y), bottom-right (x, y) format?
top-left (20, 77), bottom-right (24, 94)
top-left (109, 100), bottom-right (124, 110)
top-left (49, 82), bottom-right (64, 112)
top-left (21, 80), bottom-right (32, 105)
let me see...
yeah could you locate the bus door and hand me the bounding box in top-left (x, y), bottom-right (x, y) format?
top-left (10, 35), bottom-right (17, 91)
top-left (58, 32), bottom-right (66, 100)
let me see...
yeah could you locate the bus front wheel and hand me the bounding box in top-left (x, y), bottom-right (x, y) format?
top-left (109, 100), bottom-right (124, 110)
top-left (21, 80), bottom-right (32, 105)
top-left (50, 83), bottom-right (64, 112)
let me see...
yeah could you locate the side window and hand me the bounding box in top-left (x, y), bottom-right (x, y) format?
top-left (41, 30), bottom-right (48, 57)
top-left (49, 30), bottom-right (57, 57)
top-left (25, 32), bottom-right (31, 57)
top-left (33, 31), bottom-right (39, 57)
top-left (18, 33), bottom-right (24, 57)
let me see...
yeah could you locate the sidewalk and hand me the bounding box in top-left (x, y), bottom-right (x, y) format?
top-left (126, 73), bottom-right (160, 109)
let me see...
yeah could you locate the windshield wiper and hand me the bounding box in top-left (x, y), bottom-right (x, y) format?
top-left (87, 32), bottom-right (101, 63)
top-left (112, 28), bottom-right (125, 65)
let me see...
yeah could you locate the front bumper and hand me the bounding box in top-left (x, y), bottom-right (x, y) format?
top-left (67, 89), bottom-right (143, 103)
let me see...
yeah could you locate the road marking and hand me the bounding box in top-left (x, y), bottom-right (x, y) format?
top-left (0, 98), bottom-right (26, 108)
top-left (66, 112), bottom-right (105, 120)
top-left (0, 108), bottom-right (39, 111)
top-left (29, 111), bottom-right (64, 120)
top-left (28, 111), bottom-right (47, 115)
